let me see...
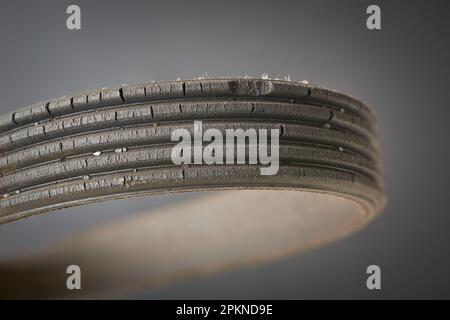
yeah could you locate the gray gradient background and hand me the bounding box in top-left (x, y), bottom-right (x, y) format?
top-left (0, 0), bottom-right (449, 299)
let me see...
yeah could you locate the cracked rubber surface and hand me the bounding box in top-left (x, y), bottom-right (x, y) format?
top-left (0, 78), bottom-right (385, 224)
top-left (0, 78), bottom-right (386, 298)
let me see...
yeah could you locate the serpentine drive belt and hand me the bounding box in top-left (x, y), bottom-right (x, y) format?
top-left (0, 78), bottom-right (386, 298)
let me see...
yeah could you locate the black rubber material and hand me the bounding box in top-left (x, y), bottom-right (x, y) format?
top-left (0, 78), bottom-right (385, 224)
